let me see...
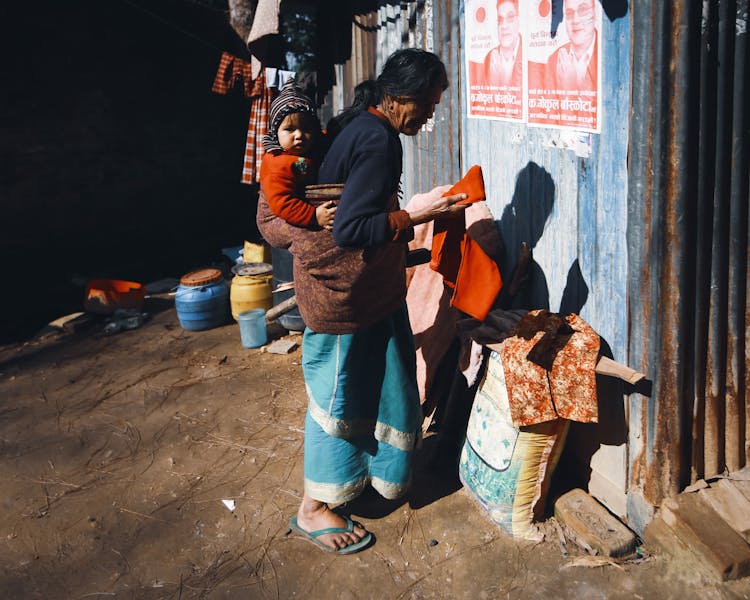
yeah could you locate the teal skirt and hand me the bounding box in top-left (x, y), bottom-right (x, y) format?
top-left (302, 304), bottom-right (421, 504)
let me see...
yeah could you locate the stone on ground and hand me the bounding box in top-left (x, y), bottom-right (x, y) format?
top-left (554, 488), bottom-right (637, 557)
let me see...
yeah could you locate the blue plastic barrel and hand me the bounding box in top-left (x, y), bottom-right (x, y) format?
top-left (175, 268), bottom-right (229, 331)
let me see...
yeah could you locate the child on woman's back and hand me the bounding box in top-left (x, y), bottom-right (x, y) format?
top-left (260, 81), bottom-right (336, 230)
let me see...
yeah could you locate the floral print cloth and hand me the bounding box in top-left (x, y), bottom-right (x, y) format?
top-left (496, 310), bottom-right (600, 427)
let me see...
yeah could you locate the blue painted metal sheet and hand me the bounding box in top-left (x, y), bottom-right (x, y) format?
top-left (460, 4), bottom-right (630, 364)
top-left (362, 0), bottom-right (631, 515)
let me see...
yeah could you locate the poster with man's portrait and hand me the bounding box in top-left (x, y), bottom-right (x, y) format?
top-left (526, 0), bottom-right (602, 131)
top-left (465, 0), bottom-right (526, 122)
top-left (465, 0), bottom-right (602, 132)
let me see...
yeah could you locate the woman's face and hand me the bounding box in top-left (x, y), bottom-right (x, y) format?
top-left (386, 86), bottom-right (444, 136)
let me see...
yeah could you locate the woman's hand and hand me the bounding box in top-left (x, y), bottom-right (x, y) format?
top-left (407, 192), bottom-right (469, 226)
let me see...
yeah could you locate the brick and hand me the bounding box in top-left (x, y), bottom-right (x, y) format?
top-left (698, 479), bottom-right (750, 542)
top-left (554, 488), bottom-right (637, 557)
top-left (644, 513), bottom-right (690, 556)
top-left (655, 493), bottom-right (750, 581)
top-left (588, 468), bottom-right (627, 518)
top-left (48, 312), bottom-right (86, 328)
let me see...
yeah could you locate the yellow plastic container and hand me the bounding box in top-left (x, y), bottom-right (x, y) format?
top-left (243, 240), bottom-right (271, 264)
top-left (230, 263), bottom-right (273, 320)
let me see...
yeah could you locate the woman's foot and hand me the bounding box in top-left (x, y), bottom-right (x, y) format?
top-left (296, 495), bottom-right (368, 551)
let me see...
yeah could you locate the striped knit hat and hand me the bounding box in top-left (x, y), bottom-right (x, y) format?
top-left (262, 80), bottom-right (320, 153)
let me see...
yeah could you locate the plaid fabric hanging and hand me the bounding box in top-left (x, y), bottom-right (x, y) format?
top-left (241, 70), bottom-right (273, 184)
top-left (212, 51), bottom-right (254, 96)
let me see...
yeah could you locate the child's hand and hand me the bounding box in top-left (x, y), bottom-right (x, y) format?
top-left (315, 201), bottom-right (337, 230)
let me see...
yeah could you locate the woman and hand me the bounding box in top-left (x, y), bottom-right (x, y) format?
top-left (257, 48), bottom-right (467, 554)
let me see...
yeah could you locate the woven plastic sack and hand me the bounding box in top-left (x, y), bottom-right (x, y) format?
top-left (459, 351), bottom-right (569, 540)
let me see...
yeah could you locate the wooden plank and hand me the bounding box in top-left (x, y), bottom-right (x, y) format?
top-left (698, 479), bottom-right (750, 542)
top-left (657, 493), bottom-right (750, 581)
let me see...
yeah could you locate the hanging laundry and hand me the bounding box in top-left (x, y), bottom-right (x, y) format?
top-left (246, 0), bottom-right (282, 79)
top-left (265, 67), bottom-right (278, 88)
top-left (242, 70), bottom-right (273, 184)
top-left (212, 51), bottom-right (255, 97)
top-left (263, 67), bottom-right (296, 89)
top-left (247, 0), bottom-right (281, 44)
top-left (430, 165), bottom-right (503, 321)
top-left (212, 53), bottom-right (272, 183)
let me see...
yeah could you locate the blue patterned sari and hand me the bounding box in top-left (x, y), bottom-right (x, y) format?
top-left (302, 304), bottom-right (422, 504)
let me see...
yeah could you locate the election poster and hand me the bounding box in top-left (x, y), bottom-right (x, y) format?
top-left (526, 0), bottom-right (601, 131)
top-left (465, 0), bottom-right (602, 133)
top-left (465, 0), bottom-right (525, 122)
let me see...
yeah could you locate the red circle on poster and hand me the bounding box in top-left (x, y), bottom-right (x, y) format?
top-left (476, 6), bottom-right (486, 22)
top-left (539, 0), bottom-right (551, 17)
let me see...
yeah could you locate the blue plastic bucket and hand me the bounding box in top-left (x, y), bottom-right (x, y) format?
top-left (175, 269), bottom-right (229, 331)
top-left (238, 308), bottom-right (267, 348)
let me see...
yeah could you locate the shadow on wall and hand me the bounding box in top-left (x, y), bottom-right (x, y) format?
top-left (496, 161), bottom-right (554, 310)
top-left (494, 161), bottom-right (627, 504)
top-left (550, 337), bottom-right (630, 505)
top-left (496, 161), bottom-right (588, 315)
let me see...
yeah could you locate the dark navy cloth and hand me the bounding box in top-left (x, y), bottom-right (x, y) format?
top-left (318, 110), bottom-right (403, 248)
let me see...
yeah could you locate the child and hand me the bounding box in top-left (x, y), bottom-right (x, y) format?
top-left (260, 81), bottom-right (336, 230)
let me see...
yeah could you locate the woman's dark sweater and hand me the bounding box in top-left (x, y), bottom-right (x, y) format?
top-left (256, 109), bottom-right (413, 333)
top-left (319, 110), bottom-right (403, 248)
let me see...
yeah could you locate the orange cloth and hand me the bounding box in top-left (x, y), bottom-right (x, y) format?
top-left (450, 164), bottom-right (486, 205)
top-left (451, 234), bottom-right (502, 319)
top-left (430, 166), bottom-right (502, 321)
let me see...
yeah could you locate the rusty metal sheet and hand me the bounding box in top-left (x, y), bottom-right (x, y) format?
top-left (628, 0), bottom-right (749, 521)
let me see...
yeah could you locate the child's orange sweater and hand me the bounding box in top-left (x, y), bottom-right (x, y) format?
top-left (259, 152), bottom-right (318, 227)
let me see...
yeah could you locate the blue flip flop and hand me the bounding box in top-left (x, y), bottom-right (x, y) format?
top-left (288, 515), bottom-right (373, 555)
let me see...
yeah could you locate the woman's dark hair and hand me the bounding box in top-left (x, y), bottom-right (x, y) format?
top-left (334, 48), bottom-right (448, 128)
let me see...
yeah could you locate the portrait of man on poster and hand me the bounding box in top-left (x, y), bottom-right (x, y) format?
top-left (481, 0), bottom-right (523, 91)
top-left (544, 0), bottom-right (598, 93)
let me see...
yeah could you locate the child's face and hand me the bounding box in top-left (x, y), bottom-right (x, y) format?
top-left (277, 112), bottom-right (316, 156)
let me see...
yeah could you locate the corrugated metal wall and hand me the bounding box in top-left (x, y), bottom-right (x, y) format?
top-left (461, 5), bottom-right (630, 364)
top-left (627, 0), bottom-right (749, 525)
top-left (373, 0), bottom-right (463, 195)
top-left (325, 12), bottom-right (378, 124)
top-left (327, 1), bottom-right (462, 194)
top-left (339, 1), bottom-right (632, 517)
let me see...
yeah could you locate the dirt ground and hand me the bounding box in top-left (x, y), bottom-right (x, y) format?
top-left (2, 299), bottom-right (750, 600)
